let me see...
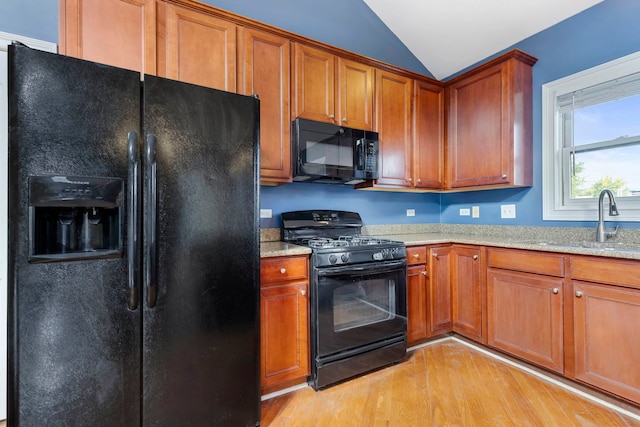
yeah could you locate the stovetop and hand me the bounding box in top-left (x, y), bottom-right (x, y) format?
top-left (281, 211), bottom-right (406, 267)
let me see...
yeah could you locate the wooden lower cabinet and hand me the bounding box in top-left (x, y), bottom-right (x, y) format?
top-left (428, 246), bottom-right (453, 336)
top-left (452, 245), bottom-right (483, 342)
top-left (572, 281), bottom-right (640, 404)
top-left (406, 246), bottom-right (428, 345)
top-left (487, 268), bottom-right (564, 374)
top-left (260, 256), bottom-right (309, 394)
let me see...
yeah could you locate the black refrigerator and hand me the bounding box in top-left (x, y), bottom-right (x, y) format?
top-left (7, 45), bottom-right (260, 426)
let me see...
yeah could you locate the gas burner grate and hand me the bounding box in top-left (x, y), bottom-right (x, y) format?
top-left (307, 238), bottom-right (350, 249)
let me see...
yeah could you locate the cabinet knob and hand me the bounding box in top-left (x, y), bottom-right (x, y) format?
top-left (575, 291), bottom-right (583, 298)
top-left (342, 117), bottom-right (347, 122)
top-left (416, 179), bottom-right (422, 184)
top-left (421, 271), bottom-right (427, 276)
top-left (432, 253), bottom-right (438, 258)
top-left (300, 289), bottom-right (307, 296)
top-left (501, 174), bottom-right (508, 179)
top-left (406, 177), bottom-right (413, 182)
top-left (280, 268), bottom-right (286, 274)
top-left (413, 253), bottom-right (420, 259)
top-left (473, 255), bottom-right (478, 260)
top-left (329, 114), bottom-right (335, 119)
top-left (552, 288), bottom-right (559, 294)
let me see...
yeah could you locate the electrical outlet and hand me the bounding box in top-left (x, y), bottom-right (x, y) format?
top-left (501, 204), bottom-right (516, 219)
top-left (260, 209), bottom-right (272, 219)
top-left (472, 206), bottom-right (480, 218)
top-left (406, 209), bottom-right (416, 217)
top-left (459, 208), bottom-right (470, 216)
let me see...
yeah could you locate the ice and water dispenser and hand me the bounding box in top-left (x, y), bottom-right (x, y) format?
top-left (29, 176), bottom-right (124, 262)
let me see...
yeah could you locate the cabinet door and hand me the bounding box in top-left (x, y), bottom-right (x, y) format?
top-left (407, 264), bottom-right (428, 344)
top-left (292, 43), bottom-right (335, 123)
top-left (238, 27), bottom-right (291, 183)
top-left (374, 70), bottom-right (413, 187)
top-left (452, 246), bottom-right (482, 341)
top-left (573, 282), bottom-right (640, 403)
top-left (260, 282), bottom-right (309, 390)
top-left (336, 58), bottom-right (374, 130)
top-left (159, 2), bottom-right (236, 91)
top-left (487, 269), bottom-right (564, 373)
top-left (413, 80), bottom-right (445, 189)
top-left (59, 0), bottom-right (156, 73)
top-left (428, 246), bottom-right (452, 336)
top-left (447, 63), bottom-right (509, 188)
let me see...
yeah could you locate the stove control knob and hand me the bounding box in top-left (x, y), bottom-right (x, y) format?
top-left (341, 253), bottom-right (350, 263)
top-left (329, 255), bottom-right (338, 264)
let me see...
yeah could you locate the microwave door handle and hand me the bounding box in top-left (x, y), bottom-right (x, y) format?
top-left (356, 139), bottom-right (365, 170)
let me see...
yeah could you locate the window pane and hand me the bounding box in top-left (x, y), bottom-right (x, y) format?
top-left (573, 94), bottom-right (640, 146)
top-left (571, 143), bottom-right (640, 198)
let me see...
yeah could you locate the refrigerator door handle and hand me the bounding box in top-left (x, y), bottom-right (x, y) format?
top-left (127, 131), bottom-right (140, 310)
top-left (145, 134), bottom-right (158, 308)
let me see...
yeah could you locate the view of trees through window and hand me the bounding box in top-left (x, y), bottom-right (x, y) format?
top-left (568, 94), bottom-right (640, 199)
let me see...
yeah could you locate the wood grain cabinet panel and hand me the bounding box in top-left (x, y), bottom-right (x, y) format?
top-left (572, 281), bottom-right (640, 403)
top-left (487, 268), bottom-right (564, 373)
top-left (260, 256), bottom-right (309, 394)
top-left (452, 246), bottom-right (483, 341)
top-left (292, 43), bottom-right (373, 130)
top-left (407, 263), bottom-right (428, 345)
top-left (446, 50), bottom-right (536, 189)
top-left (59, 0), bottom-right (156, 73)
top-left (372, 70), bottom-right (413, 187)
top-left (428, 246), bottom-right (452, 336)
top-left (158, 2), bottom-right (236, 91)
top-left (238, 27), bottom-right (291, 184)
top-left (413, 80), bottom-right (445, 189)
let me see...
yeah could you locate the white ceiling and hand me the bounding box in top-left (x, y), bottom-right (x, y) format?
top-left (363, 0), bottom-right (603, 80)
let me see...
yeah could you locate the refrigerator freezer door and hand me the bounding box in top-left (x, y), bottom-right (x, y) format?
top-left (8, 46), bottom-right (142, 424)
top-left (141, 76), bottom-right (260, 426)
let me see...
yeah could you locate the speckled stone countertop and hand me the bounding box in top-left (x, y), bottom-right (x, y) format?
top-left (261, 224), bottom-right (640, 260)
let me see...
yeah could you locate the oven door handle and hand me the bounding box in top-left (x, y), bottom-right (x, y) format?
top-left (316, 259), bottom-right (406, 278)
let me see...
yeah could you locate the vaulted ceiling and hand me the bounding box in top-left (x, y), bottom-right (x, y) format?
top-left (363, 0), bottom-right (603, 80)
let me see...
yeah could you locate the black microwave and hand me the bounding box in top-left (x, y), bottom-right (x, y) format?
top-left (292, 118), bottom-right (379, 184)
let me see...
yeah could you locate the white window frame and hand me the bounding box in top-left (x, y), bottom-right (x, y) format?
top-left (542, 50), bottom-right (640, 221)
top-left (1, 31), bottom-right (57, 421)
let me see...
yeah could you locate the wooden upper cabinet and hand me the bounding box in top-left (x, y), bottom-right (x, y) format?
top-left (413, 80), bottom-right (445, 189)
top-left (292, 43), bottom-right (373, 130)
top-left (157, 2), bottom-right (236, 91)
top-left (292, 43), bottom-right (335, 123)
top-left (238, 27), bottom-right (291, 184)
top-left (372, 70), bottom-right (413, 187)
top-left (336, 58), bottom-right (374, 130)
top-left (446, 50), bottom-right (537, 189)
top-left (59, 0), bottom-right (156, 73)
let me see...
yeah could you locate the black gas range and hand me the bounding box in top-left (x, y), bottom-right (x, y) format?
top-left (282, 210), bottom-right (408, 390)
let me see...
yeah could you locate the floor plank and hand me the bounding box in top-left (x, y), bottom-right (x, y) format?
top-left (261, 339), bottom-right (640, 426)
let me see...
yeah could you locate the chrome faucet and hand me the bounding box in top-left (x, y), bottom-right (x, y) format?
top-left (596, 189), bottom-right (619, 242)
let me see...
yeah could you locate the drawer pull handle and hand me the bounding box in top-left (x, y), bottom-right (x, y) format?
top-left (300, 290), bottom-right (307, 296)
top-left (575, 291), bottom-right (583, 298)
top-left (280, 268), bottom-right (286, 274)
top-left (472, 255), bottom-right (478, 260)
top-left (552, 288), bottom-right (559, 294)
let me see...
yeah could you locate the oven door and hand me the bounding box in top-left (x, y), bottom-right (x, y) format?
top-left (314, 259), bottom-right (407, 358)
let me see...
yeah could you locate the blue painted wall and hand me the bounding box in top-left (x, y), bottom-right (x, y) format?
top-left (2, 0), bottom-right (639, 229)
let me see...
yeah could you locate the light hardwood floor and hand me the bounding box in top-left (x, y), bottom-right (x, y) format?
top-left (261, 338), bottom-right (640, 426)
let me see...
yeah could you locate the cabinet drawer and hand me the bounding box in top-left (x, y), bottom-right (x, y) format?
top-left (260, 256), bottom-right (308, 284)
top-left (571, 256), bottom-right (640, 289)
top-left (487, 248), bottom-right (565, 277)
top-left (407, 246), bottom-right (428, 265)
